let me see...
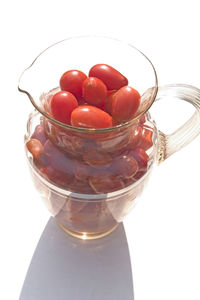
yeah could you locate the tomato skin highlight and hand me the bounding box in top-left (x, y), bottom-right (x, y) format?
top-left (50, 91), bottom-right (78, 124)
top-left (111, 86), bottom-right (140, 123)
top-left (71, 105), bottom-right (113, 129)
top-left (89, 64), bottom-right (128, 90)
top-left (59, 70), bottom-right (87, 101)
top-left (82, 77), bottom-right (107, 107)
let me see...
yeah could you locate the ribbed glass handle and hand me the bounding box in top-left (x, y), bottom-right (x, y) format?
top-left (156, 84), bottom-right (200, 164)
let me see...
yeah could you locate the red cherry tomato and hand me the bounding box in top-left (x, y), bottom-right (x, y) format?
top-left (71, 105), bottom-right (112, 129)
top-left (26, 138), bottom-right (48, 168)
top-left (105, 90), bottom-right (116, 114)
top-left (111, 86), bottom-right (140, 123)
top-left (50, 91), bottom-right (78, 124)
top-left (82, 77), bottom-right (107, 107)
top-left (59, 70), bottom-right (87, 101)
top-left (26, 139), bottom-right (44, 159)
top-left (89, 64), bottom-right (128, 90)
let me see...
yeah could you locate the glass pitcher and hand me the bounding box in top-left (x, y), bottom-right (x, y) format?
top-left (18, 36), bottom-right (200, 240)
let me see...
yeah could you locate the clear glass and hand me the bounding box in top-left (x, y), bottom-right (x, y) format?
top-left (19, 37), bottom-right (200, 239)
top-left (156, 84), bottom-right (200, 163)
top-left (25, 109), bottom-right (157, 239)
top-left (19, 36), bottom-right (158, 130)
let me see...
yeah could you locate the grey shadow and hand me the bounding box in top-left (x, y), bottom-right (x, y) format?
top-left (19, 217), bottom-right (134, 300)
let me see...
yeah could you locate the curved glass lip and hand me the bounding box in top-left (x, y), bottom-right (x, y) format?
top-left (18, 35), bottom-right (158, 133)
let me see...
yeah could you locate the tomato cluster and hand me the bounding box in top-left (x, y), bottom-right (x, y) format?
top-left (26, 64), bottom-right (154, 197)
top-left (26, 120), bottom-right (153, 194)
top-left (50, 64), bottom-right (140, 128)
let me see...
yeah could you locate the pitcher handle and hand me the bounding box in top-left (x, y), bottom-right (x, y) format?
top-left (156, 84), bottom-right (200, 164)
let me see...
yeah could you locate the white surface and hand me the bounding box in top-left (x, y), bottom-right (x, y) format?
top-left (19, 218), bottom-right (133, 300)
top-left (1, 1), bottom-right (200, 299)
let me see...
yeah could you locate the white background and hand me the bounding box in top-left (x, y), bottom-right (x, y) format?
top-left (1, 0), bottom-right (200, 299)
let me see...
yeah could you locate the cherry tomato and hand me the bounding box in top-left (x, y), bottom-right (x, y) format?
top-left (82, 77), bottom-right (107, 107)
top-left (89, 64), bottom-right (128, 90)
top-left (26, 139), bottom-right (44, 159)
top-left (71, 105), bottom-right (112, 129)
top-left (111, 86), bottom-right (140, 123)
top-left (59, 70), bottom-right (87, 101)
top-left (26, 138), bottom-right (48, 169)
top-left (50, 91), bottom-right (78, 124)
top-left (105, 90), bottom-right (116, 114)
